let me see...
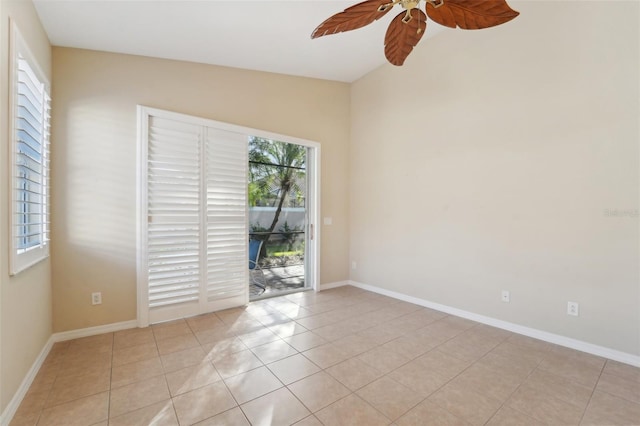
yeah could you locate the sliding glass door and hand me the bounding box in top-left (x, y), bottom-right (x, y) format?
top-left (137, 106), bottom-right (320, 325)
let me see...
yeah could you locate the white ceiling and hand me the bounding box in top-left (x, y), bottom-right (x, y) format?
top-left (33, 0), bottom-right (447, 82)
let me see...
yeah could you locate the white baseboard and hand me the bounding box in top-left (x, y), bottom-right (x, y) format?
top-left (1, 319), bottom-right (138, 426)
top-left (1, 335), bottom-right (55, 426)
top-left (52, 320), bottom-right (139, 342)
top-left (319, 280), bottom-right (349, 291)
top-left (349, 280), bottom-right (640, 367)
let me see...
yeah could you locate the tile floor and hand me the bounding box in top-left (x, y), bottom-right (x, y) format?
top-left (10, 285), bottom-right (640, 426)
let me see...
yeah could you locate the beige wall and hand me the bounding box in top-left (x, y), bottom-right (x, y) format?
top-left (51, 48), bottom-right (351, 332)
top-left (0, 0), bottom-right (52, 413)
top-left (350, 1), bottom-right (639, 355)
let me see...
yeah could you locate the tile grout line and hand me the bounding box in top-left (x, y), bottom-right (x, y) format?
top-left (479, 345), bottom-right (547, 425)
top-left (577, 358), bottom-right (607, 425)
top-left (33, 341), bottom-right (68, 425)
top-left (108, 332), bottom-right (114, 424)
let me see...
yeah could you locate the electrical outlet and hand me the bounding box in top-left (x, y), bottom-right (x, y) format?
top-left (501, 290), bottom-right (510, 302)
top-left (92, 292), bottom-right (102, 305)
top-left (351, 261), bottom-right (357, 270)
top-left (567, 301), bottom-right (579, 316)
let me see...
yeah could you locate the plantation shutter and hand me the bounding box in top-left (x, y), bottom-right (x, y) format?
top-left (9, 24), bottom-right (52, 275)
top-left (205, 129), bottom-right (248, 304)
top-left (142, 110), bottom-right (248, 324)
top-left (147, 116), bottom-right (202, 321)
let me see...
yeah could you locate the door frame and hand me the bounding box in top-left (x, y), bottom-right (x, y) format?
top-left (136, 106), bottom-right (321, 327)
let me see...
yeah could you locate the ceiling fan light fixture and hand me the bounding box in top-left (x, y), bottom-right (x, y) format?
top-left (312, 0), bottom-right (519, 66)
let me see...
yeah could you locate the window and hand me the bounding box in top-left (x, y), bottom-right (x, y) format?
top-left (9, 22), bottom-right (51, 275)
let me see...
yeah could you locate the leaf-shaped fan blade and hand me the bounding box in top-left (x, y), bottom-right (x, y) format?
top-left (425, 0), bottom-right (519, 30)
top-left (384, 9), bottom-right (427, 66)
top-left (312, 0), bottom-right (394, 39)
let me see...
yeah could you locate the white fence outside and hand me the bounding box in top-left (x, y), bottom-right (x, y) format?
top-left (249, 207), bottom-right (305, 234)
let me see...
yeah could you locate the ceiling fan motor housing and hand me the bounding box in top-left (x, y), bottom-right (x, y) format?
top-left (401, 0), bottom-right (421, 10)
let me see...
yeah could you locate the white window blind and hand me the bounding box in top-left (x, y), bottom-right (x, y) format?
top-left (9, 22), bottom-right (51, 275)
top-left (141, 109), bottom-right (248, 324)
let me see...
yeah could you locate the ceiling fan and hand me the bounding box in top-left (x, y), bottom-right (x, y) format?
top-left (312, 0), bottom-right (519, 66)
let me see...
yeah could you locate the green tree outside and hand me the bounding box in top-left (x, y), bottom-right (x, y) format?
top-left (248, 137), bottom-right (306, 245)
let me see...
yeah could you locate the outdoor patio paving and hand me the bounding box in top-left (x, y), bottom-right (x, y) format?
top-left (250, 264), bottom-right (305, 298)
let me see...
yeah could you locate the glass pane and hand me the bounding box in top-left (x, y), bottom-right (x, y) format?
top-left (248, 137), bottom-right (307, 299)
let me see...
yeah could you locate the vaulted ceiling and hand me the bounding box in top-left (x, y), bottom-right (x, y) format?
top-left (33, 0), bottom-right (446, 82)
